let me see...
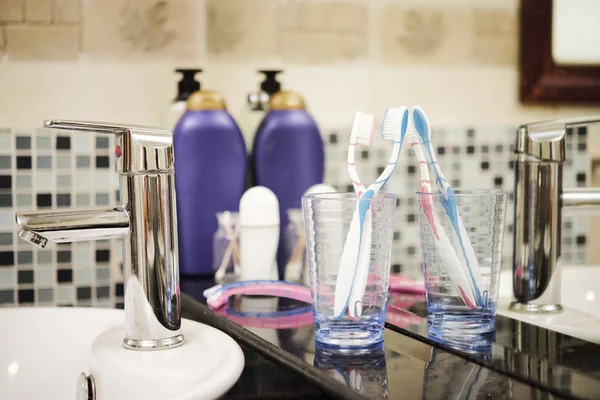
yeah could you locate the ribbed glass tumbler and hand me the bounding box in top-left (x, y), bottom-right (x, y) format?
top-left (302, 192), bottom-right (396, 352)
top-left (417, 189), bottom-right (508, 349)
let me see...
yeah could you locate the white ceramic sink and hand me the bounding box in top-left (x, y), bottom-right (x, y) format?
top-left (0, 307), bottom-right (244, 400)
top-left (498, 265), bottom-right (600, 343)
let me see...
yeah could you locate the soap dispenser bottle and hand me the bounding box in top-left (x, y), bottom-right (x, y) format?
top-left (163, 68), bottom-right (202, 131)
top-left (252, 90), bottom-right (325, 277)
top-left (174, 85), bottom-right (247, 276)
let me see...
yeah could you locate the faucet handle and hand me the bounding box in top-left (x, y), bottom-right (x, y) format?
top-left (44, 119), bottom-right (173, 174)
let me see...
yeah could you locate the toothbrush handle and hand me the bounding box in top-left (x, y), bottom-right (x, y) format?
top-left (347, 210), bottom-right (372, 318)
top-left (334, 207), bottom-right (363, 319)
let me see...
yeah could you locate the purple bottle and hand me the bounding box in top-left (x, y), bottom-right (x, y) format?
top-left (252, 90), bottom-right (324, 278)
top-left (174, 89), bottom-right (247, 276)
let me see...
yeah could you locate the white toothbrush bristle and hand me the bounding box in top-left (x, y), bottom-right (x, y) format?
top-left (352, 112), bottom-right (375, 146)
top-left (381, 107), bottom-right (404, 141)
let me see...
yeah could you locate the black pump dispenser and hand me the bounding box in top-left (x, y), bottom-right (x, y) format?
top-left (174, 69), bottom-right (202, 102)
top-left (258, 70), bottom-right (283, 96)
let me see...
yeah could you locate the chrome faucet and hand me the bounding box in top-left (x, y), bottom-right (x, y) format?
top-left (512, 117), bottom-right (600, 313)
top-left (16, 120), bottom-right (183, 350)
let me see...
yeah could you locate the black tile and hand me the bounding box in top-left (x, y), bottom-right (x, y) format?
top-left (96, 286), bottom-right (110, 299)
top-left (494, 177), bottom-right (503, 186)
top-left (0, 175), bottom-right (11, 189)
top-left (0, 251), bottom-right (14, 266)
top-left (116, 302), bottom-right (125, 310)
top-left (466, 145), bottom-right (475, 154)
top-left (57, 269), bottom-right (73, 283)
top-left (115, 282), bottom-right (124, 296)
top-left (18, 289), bottom-right (34, 304)
top-left (360, 150), bottom-right (369, 160)
top-left (0, 290), bottom-right (14, 304)
top-left (346, 184), bottom-right (353, 192)
top-left (95, 249), bottom-right (110, 263)
top-left (16, 156), bottom-right (32, 169)
top-left (481, 145), bottom-right (489, 153)
top-left (393, 231), bottom-right (400, 241)
top-left (578, 127), bottom-right (587, 136)
top-left (467, 128), bottom-right (475, 138)
top-left (329, 133), bottom-right (338, 144)
top-left (96, 156), bottom-right (110, 168)
top-left (407, 214), bottom-right (415, 223)
top-left (36, 193), bottom-right (52, 207)
top-left (407, 165), bottom-right (415, 174)
top-left (396, 198), bottom-right (402, 206)
top-left (77, 286), bottom-right (92, 300)
top-left (377, 167), bottom-right (385, 175)
top-left (578, 142), bottom-right (587, 152)
top-left (0, 194), bottom-right (12, 207)
top-left (495, 144), bottom-right (503, 153)
top-left (481, 162), bottom-right (489, 170)
top-left (437, 146), bottom-right (445, 155)
top-left (392, 264), bottom-right (402, 274)
top-left (57, 250), bottom-right (71, 263)
top-left (56, 193), bottom-right (71, 207)
top-left (407, 246), bottom-right (416, 255)
top-left (56, 136), bottom-right (71, 150)
top-left (18, 270), bottom-right (34, 284)
top-left (577, 235), bottom-right (586, 245)
top-left (577, 173), bottom-right (586, 183)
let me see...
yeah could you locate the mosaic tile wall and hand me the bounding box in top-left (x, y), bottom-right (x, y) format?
top-left (0, 124), bottom-right (589, 306)
top-left (0, 127), bottom-right (123, 308)
top-left (324, 125), bottom-right (590, 280)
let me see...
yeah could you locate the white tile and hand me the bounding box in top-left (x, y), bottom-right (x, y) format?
top-left (57, 285), bottom-right (74, 303)
top-left (0, 134), bottom-right (11, 152)
top-left (34, 171), bottom-right (54, 191)
top-left (0, 269), bottom-right (15, 288)
top-left (74, 268), bottom-right (93, 284)
top-left (72, 134), bottom-right (92, 153)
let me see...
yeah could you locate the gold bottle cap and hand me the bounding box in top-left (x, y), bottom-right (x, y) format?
top-left (268, 90), bottom-right (306, 110)
top-left (186, 90), bottom-right (227, 111)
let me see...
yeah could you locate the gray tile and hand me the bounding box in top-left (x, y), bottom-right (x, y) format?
top-left (57, 250), bottom-right (71, 263)
top-left (38, 250), bottom-right (53, 264)
top-left (57, 155), bottom-right (71, 169)
top-left (36, 137), bottom-right (51, 150)
top-left (37, 288), bottom-right (53, 302)
top-left (0, 194), bottom-right (12, 207)
top-left (96, 286), bottom-right (110, 299)
top-left (76, 156), bottom-right (90, 168)
top-left (16, 195), bottom-right (32, 207)
top-left (0, 269), bottom-right (15, 288)
top-left (18, 251), bottom-right (33, 264)
top-left (36, 156), bottom-right (52, 169)
top-left (0, 156), bottom-right (11, 169)
top-left (96, 137), bottom-right (109, 149)
top-left (0, 135), bottom-right (11, 151)
top-left (57, 175), bottom-right (71, 188)
top-left (57, 194), bottom-right (71, 207)
top-left (96, 268), bottom-right (110, 282)
top-left (0, 290), bottom-right (14, 304)
top-left (57, 286), bottom-right (74, 303)
top-left (35, 269), bottom-right (54, 286)
top-left (16, 175), bottom-right (32, 188)
top-left (76, 193), bottom-right (90, 207)
top-left (95, 193), bottom-right (109, 206)
top-left (16, 136), bottom-right (31, 149)
top-left (0, 232), bottom-right (12, 246)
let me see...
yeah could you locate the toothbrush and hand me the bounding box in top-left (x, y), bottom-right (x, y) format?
top-left (346, 107), bottom-right (408, 319)
top-left (405, 115), bottom-right (477, 309)
top-left (333, 112), bottom-right (375, 319)
top-left (412, 107), bottom-right (484, 306)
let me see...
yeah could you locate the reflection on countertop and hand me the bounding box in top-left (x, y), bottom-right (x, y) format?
top-left (182, 278), bottom-right (600, 400)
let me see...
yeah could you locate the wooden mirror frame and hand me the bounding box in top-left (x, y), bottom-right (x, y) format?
top-left (520, 0), bottom-right (600, 104)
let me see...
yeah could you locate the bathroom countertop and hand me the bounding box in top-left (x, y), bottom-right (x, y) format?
top-left (180, 278), bottom-right (600, 400)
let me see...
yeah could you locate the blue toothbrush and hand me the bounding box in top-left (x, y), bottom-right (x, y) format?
top-left (412, 106), bottom-right (485, 307)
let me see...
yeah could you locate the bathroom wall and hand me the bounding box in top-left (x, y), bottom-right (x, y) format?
top-left (0, 0), bottom-right (599, 307)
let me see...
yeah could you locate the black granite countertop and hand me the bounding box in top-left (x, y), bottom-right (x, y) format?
top-left (180, 278), bottom-right (600, 400)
